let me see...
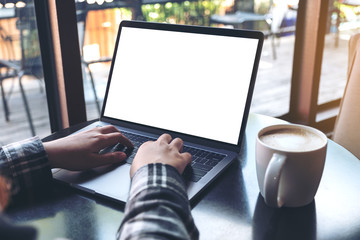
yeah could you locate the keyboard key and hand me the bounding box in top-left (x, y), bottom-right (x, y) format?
top-left (192, 157), bottom-right (199, 163)
top-left (211, 154), bottom-right (225, 162)
top-left (197, 158), bottom-right (208, 164)
top-left (99, 143), bottom-right (125, 155)
top-left (206, 160), bottom-right (218, 167)
top-left (192, 163), bottom-right (213, 172)
top-left (191, 168), bottom-right (207, 177)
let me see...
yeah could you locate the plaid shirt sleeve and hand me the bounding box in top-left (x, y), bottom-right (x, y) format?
top-left (117, 163), bottom-right (199, 240)
top-left (0, 136), bottom-right (52, 204)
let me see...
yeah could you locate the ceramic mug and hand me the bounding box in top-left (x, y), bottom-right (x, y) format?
top-left (256, 124), bottom-right (328, 207)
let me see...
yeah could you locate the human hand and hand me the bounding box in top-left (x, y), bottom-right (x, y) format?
top-left (44, 125), bottom-right (133, 171)
top-left (130, 134), bottom-right (192, 177)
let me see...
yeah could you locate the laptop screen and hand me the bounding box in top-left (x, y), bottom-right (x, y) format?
top-left (103, 22), bottom-right (261, 145)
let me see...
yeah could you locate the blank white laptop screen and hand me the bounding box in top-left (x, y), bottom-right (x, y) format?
top-left (103, 26), bottom-right (259, 145)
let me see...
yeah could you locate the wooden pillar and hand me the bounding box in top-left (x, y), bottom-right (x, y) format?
top-left (35, 0), bottom-right (86, 131)
top-left (287, 0), bottom-right (329, 126)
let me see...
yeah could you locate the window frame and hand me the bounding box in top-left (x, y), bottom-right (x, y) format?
top-left (34, 0), bottom-right (86, 132)
top-left (282, 0), bottom-right (340, 133)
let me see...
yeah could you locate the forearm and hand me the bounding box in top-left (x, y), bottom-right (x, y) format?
top-left (0, 137), bottom-right (52, 204)
top-left (117, 163), bottom-right (199, 240)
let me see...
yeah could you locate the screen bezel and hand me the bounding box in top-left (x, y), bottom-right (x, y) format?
top-left (100, 20), bottom-right (264, 152)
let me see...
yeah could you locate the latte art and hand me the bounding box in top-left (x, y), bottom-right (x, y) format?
top-left (259, 128), bottom-right (325, 152)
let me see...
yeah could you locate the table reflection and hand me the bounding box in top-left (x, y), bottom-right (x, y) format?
top-left (253, 194), bottom-right (316, 240)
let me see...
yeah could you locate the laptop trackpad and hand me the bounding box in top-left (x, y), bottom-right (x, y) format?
top-left (53, 164), bottom-right (131, 202)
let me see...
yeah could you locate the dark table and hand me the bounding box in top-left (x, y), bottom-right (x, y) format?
top-left (6, 113), bottom-right (360, 240)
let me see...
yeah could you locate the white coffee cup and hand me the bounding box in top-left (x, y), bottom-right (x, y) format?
top-left (256, 124), bottom-right (328, 208)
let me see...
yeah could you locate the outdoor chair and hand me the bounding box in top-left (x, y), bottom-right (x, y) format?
top-left (77, 11), bottom-right (105, 115)
top-left (210, 1), bottom-right (295, 60)
top-left (0, 23), bottom-right (43, 136)
top-left (0, 60), bottom-right (18, 122)
top-left (0, 26), bottom-right (22, 122)
top-left (76, 1), bottom-right (145, 115)
top-left (333, 33), bottom-right (360, 159)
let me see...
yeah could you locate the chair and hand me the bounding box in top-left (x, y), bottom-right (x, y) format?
top-left (77, 11), bottom-right (104, 115)
top-left (332, 33), bottom-right (360, 159)
top-left (0, 22), bottom-right (42, 136)
top-left (0, 27), bottom-right (21, 122)
top-left (0, 61), bottom-right (18, 123)
top-left (76, 1), bottom-right (145, 115)
top-left (210, 1), bottom-right (294, 60)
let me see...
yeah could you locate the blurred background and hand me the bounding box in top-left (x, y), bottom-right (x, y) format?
top-left (0, 0), bottom-right (358, 145)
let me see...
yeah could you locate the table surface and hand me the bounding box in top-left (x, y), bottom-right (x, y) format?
top-left (6, 113), bottom-right (360, 240)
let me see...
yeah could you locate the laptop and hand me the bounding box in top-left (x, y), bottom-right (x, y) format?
top-left (53, 20), bottom-right (263, 204)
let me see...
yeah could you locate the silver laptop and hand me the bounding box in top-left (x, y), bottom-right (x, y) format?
top-left (53, 20), bottom-right (263, 204)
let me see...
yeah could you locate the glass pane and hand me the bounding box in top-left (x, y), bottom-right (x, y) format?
top-left (77, 5), bottom-right (133, 120)
top-left (249, 0), bottom-right (298, 117)
top-left (0, 1), bottom-right (49, 145)
top-left (76, 0), bottom-right (298, 119)
top-left (318, 0), bottom-right (360, 105)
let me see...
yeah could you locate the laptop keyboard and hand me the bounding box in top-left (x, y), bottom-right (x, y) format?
top-left (100, 130), bottom-right (226, 182)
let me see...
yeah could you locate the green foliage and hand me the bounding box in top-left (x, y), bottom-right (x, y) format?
top-left (334, 0), bottom-right (360, 23)
top-left (23, 29), bottom-right (40, 59)
top-left (141, 0), bottom-right (225, 26)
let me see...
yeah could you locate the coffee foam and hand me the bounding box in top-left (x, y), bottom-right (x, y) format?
top-left (259, 128), bottom-right (325, 152)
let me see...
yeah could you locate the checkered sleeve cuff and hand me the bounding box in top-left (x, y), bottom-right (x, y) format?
top-left (117, 163), bottom-right (199, 240)
top-left (129, 163), bottom-right (188, 202)
top-left (0, 136), bottom-right (52, 204)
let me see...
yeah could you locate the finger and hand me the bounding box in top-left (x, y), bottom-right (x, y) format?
top-left (158, 133), bottom-right (172, 144)
top-left (177, 152), bottom-right (192, 174)
top-left (170, 138), bottom-right (184, 151)
top-left (91, 151), bottom-right (127, 167)
top-left (95, 126), bottom-right (133, 147)
top-left (181, 152), bottom-right (192, 165)
top-left (97, 125), bottom-right (120, 134)
top-left (95, 132), bottom-right (132, 150)
top-left (117, 133), bottom-right (133, 148)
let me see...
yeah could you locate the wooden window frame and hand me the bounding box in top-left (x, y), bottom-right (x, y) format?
top-left (34, 0), bottom-right (86, 132)
top-left (281, 0), bottom-right (340, 133)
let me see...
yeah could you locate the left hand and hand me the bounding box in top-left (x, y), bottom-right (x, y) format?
top-left (130, 134), bottom-right (192, 177)
top-left (44, 125), bottom-right (133, 171)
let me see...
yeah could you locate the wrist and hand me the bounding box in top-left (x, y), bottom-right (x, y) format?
top-left (43, 142), bottom-right (59, 169)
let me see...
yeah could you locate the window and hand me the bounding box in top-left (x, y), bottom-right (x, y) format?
top-left (285, 0), bottom-right (359, 133)
top-left (0, 0), bottom-right (50, 145)
top-left (317, 0), bottom-right (360, 126)
top-left (23, 0), bottom-right (350, 145)
top-left (75, 0), bottom-right (298, 120)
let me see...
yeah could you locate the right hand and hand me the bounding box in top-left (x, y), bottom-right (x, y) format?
top-left (44, 125), bottom-right (133, 171)
top-left (130, 134), bottom-right (192, 177)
